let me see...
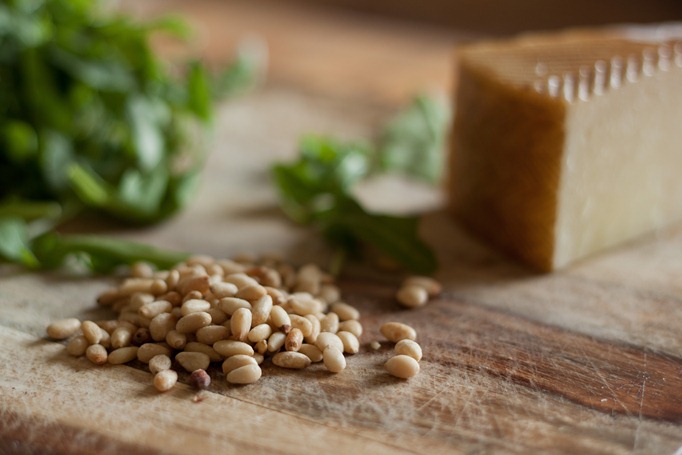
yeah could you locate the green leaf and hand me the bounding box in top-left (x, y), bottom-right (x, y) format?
top-left (0, 200), bottom-right (61, 221)
top-left (126, 96), bottom-right (166, 171)
top-left (0, 217), bottom-right (40, 267)
top-left (68, 163), bottom-right (112, 207)
top-left (187, 61), bottom-right (212, 122)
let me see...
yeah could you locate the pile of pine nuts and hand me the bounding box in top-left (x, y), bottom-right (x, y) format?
top-left (46, 255), bottom-right (435, 391)
top-left (395, 276), bottom-right (442, 308)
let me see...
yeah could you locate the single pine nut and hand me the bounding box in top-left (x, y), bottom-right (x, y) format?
top-left (111, 326), bottom-right (134, 348)
top-left (304, 314), bottom-right (320, 343)
top-left (189, 369), bottom-right (211, 390)
top-left (186, 255), bottom-right (215, 268)
top-left (267, 332), bottom-right (286, 352)
top-left (182, 290), bottom-right (203, 303)
top-left (337, 331), bottom-right (359, 354)
top-left (149, 313), bottom-right (177, 342)
top-left (251, 295), bottom-right (273, 326)
top-left (139, 300), bottom-right (172, 318)
top-left (396, 285), bottom-right (428, 309)
top-left (272, 351), bottom-right (311, 369)
top-left (338, 320), bottom-right (363, 338)
top-left (322, 346), bottom-right (345, 373)
top-left (96, 319), bottom-right (119, 335)
top-left (404, 276), bottom-right (442, 297)
top-left (270, 305), bottom-right (291, 332)
top-left (176, 351), bottom-right (210, 372)
top-left (255, 339), bottom-right (267, 355)
top-left (165, 269), bottom-right (180, 290)
top-left (137, 343), bottom-right (171, 363)
top-left (206, 308), bottom-right (228, 325)
top-left (185, 342), bottom-right (222, 362)
top-left (181, 299), bottom-right (211, 316)
top-left (196, 325), bottom-right (228, 345)
top-left (385, 355), bottom-right (420, 378)
top-left (226, 364), bottom-right (261, 384)
top-left (132, 327), bottom-right (151, 346)
top-left (99, 329), bottom-right (111, 349)
top-left (289, 314), bottom-right (312, 338)
top-left (149, 354), bottom-right (171, 374)
top-left (380, 322), bottom-right (416, 342)
top-left (222, 355), bottom-right (257, 375)
top-left (218, 297), bottom-right (252, 315)
top-left (395, 339), bottom-right (422, 361)
top-left (318, 284), bottom-right (340, 304)
top-left (319, 312), bottom-right (339, 333)
top-left (119, 278), bottom-right (164, 296)
top-left (85, 344), bottom-right (108, 365)
top-left (254, 353), bottom-right (264, 364)
top-left (177, 274), bottom-right (210, 296)
top-left (97, 288), bottom-right (121, 306)
top-left (330, 302), bottom-right (360, 321)
top-left (176, 311), bottom-right (212, 334)
top-left (235, 284), bottom-right (267, 302)
top-left (131, 261), bottom-right (154, 278)
top-left (210, 282), bottom-right (238, 298)
top-left (299, 344), bottom-right (323, 362)
top-left (217, 259), bottom-right (246, 276)
top-left (81, 320), bottom-right (103, 345)
top-left (66, 335), bottom-right (88, 356)
top-left (289, 295), bottom-right (323, 315)
top-left (213, 340), bottom-right (254, 357)
top-left (166, 330), bottom-right (187, 349)
top-left (370, 340), bottom-right (381, 350)
top-left (315, 332), bottom-right (344, 353)
top-left (153, 369), bottom-right (178, 392)
top-left (224, 273), bottom-right (259, 289)
top-left (285, 328), bottom-right (303, 352)
top-left (247, 324), bottom-right (272, 343)
top-left (231, 307), bottom-right (252, 341)
top-left (265, 286), bottom-right (287, 306)
top-left (47, 318), bottom-right (81, 340)
top-left (108, 346), bottom-right (139, 365)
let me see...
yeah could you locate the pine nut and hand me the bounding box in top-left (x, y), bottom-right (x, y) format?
top-left (395, 339), bottom-right (422, 361)
top-left (165, 269), bottom-right (180, 290)
top-left (185, 342), bottom-right (222, 362)
top-left (255, 339), bottom-right (268, 355)
top-left (322, 346), bottom-right (345, 373)
top-left (149, 354), bottom-right (171, 374)
top-left (235, 284), bottom-right (267, 302)
top-left (289, 295), bottom-right (323, 315)
top-left (66, 335), bottom-right (88, 356)
top-left (47, 318), bottom-right (81, 340)
top-left (132, 327), bottom-right (151, 346)
top-left (319, 312), bottom-right (339, 333)
top-left (224, 273), bottom-right (259, 289)
top-left (213, 340), bottom-right (254, 357)
top-left (189, 369), bottom-right (211, 390)
top-left (166, 330), bottom-right (187, 350)
top-left (218, 297), bottom-right (252, 315)
top-left (267, 332), bottom-right (286, 352)
top-left (196, 325), bottom-right (228, 345)
top-left (210, 282), bottom-right (238, 298)
top-left (370, 340), bottom-right (381, 350)
top-left (396, 285), bottom-right (428, 309)
top-left (86, 344), bottom-right (108, 365)
top-left (149, 313), bottom-right (177, 342)
top-left (176, 311), bottom-right (212, 334)
top-left (96, 320), bottom-right (119, 334)
top-left (299, 344), bottom-right (323, 362)
top-left (318, 284), bottom-right (340, 304)
top-left (404, 276), bottom-right (442, 297)
top-left (206, 308), bottom-right (228, 325)
top-left (222, 355), bottom-right (257, 375)
top-left (177, 274), bottom-right (210, 296)
top-left (337, 331), bottom-right (359, 354)
top-left (304, 314), bottom-right (320, 343)
top-left (153, 369), bottom-right (178, 392)
top-left (289, 314), bottom-right (312, 338)
top-left (385, 355), bottom-right (420, 379)
top-left (380, 322), bottom-right (416, 342)
top-left (181, 299), bottom-right (211, 316)
top-left (253, 353), bottom-right (264, 364)
top-left (251, 295), bottom-right (273, 326)
top-left (315, 332), bottom-right (344, 353)
top-left (284, 328), bottom-right (303, 352)
top-left (108, 346), bottom-right (139, 364)
top-left (186, 255), bottom-right (215, 268)
top-left (247, 324), bottom-right (272, 343)
top-left (139, 300), bottom-right (172, 318)
top-left (137, 343), bottom-right (171, 363)
top-left (226, 364), bottom-right (261, 384)
top-left (265, 286), bottom-right (287, 306)
top-left (269, 305), bottom-right (291, 332)
top-left (80, 320), bottom-right (102, 345)
top-left (97, 288), bottom-right (121, 306)
top-left (230, 307), bottom-right (252, 341)
top-left (176, 351), bottom-right (210, 372)
top-left (217, 259), bottom-right (246, 276)
top-left (182, 290), bottom-right (203, 303)
top-left (330, 302), bottom-right (360, 321)
top-left (119, 278), bottom-right (163, 296)
top-left (338, 320), bottom-right (363, 338)
top-left (99, 330), bottom-right (111, 349)
top-left (131, 261), bottom-right (154, 278)
top-left (272, 351), bottom-right (311, 369)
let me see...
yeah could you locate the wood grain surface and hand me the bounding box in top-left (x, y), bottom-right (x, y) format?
top-left (2, 2), bottom-right (682, 454)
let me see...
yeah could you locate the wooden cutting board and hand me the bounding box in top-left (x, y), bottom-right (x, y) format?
top-left (2, 2), bottom-right (682, 454)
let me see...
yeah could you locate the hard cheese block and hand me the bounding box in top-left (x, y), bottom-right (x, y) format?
top-left (449, 28), bottom-right (682, 271)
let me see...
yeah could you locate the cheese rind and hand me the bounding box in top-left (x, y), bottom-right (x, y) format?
top-left (449, 28), bottom-right (682, 271)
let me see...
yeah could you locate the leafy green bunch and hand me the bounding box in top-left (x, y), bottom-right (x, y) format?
top-left (272, 95), bottom-right (448, 274)
top-left (0, 0), bottom-right (254, 271)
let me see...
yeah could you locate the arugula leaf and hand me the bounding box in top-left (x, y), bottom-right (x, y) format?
top-left (0, 217), bottom-right (40, 268)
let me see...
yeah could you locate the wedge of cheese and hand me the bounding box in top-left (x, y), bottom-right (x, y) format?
top-left (449, 27), bottom-right (682, 271)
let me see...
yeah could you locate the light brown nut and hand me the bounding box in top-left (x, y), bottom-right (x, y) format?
top-left (66, 335), bottom-right (88, 357)
top-left (230, 307), bottom-right (252, 341)
top-left (217, 259), bottom-right (246, 276)
top-left (139, 300), bottom-right (172, 319)
top-left (137, 343), bottom-right (172, 363)
top-left (288, 294), bottom-right (323, 316)
top-left (396, 285), bottom-right (428, 309)
top-left (108, 346), bottom-right (139, 365)
top-left (269, 305), bottom-right (291, 333)
top-left (222, 355), bottom-right (257, 375)
top-left (180, 299), bottom-right (211, 316)
top-left (218, 297), bottom-right (252, 316)
top-left (98, 330), bottom-right (111, 349)
top-left (336, 331), bottom-right (359, 355)
top-left (319, 312), bottom-right (339, 334)
top-left (247, 324), bottom-right (273, 343)
top-left (253, 353), bottom-right (264, 365)
top-left (189, 369), bottom-right (211, 390)
top-left (404, 276), bottom-right (442, 297)
top-left (370, 340), bottom-right (381, 350)
top-left (235, 284), bottom-right (267, 302)
top-left (176, 311), bottom-right (212, 334)
top-left (132, 327), bottom-right (151, 346)
top-left (206, 308), bottom-right (228, 325)
top-left (380, 322), bottom-right (417, 342)
top-left (315, 332), bottom-right (344, 353)
top-left (119, 278), bottom-right (166, 296)
top-left (196, 325), bottom-right (229, 345)
top-left (289, 314), bottom-right (312, 338)
top-left (47, 318), bottom-right (81, 340)
top-left (330, 302), bottom-right (360, 321)
top-left (97, 288), bottom-right (121, 306)
top-left (226, 364), bottom-right (261, 384)
top-left (272, 351), bottom-right (311, 369)
top-left (182, 290), bottom-right (203, 303)
top-left (385, 355), bottom-right (420, 379)
top-left (251, 295), bottom-right (273, 326)
top-left (149, 354), bottom-right (172, 374)
top-left (111, 326), bottom-right (134, 348)
top-left (213, 340), bottom-right (254, 357)
top-left (322, 346), bottom-right (346, 373)
top-left (177, 274), bottom-right (210, 296)
top-left (186, 255), bottom-right (215, 268)
top-left (395, 339), bottom-right (422, 361)
top-left (224, 273), bottom-right (259, 289)
top-left (149, 313), bottom-right (177, 342)
top-left (318, 284), bottom-right (340, 304)
top-left (298, 344), bottom-right (323, 363)
top-left (131, 261), bottom-right (154, 278)
top-left (96, 319), bottom-right (119, 335)
top-left (265, 287), bottom-right (288, 306)
top-left (81, 320), bottom-right (103, 345)
top-left (210, 282), bottom-right (238, 299)
top-left (338, 320), bottom-right (363, 338)
top-left (153, 369), bottom-right (178, 392)
top-left (255, 339), bottom-right (268, 355)
top-left (267, 332), bottom-right (286, 353)
top-left (304, 315), bottom-right (320, 343)
top-left (85, 344), bottom-right (108, 365)
top-left (165, 330), bottom-right (187, 350)
top-left (165, 269), bottom-right (180, 290)
top-left (176, 351), bottom-right (210, 372)
top-left (284, 328), bottom-right (303, 352)
top-left (185, 342), bottom-right (222, 362)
